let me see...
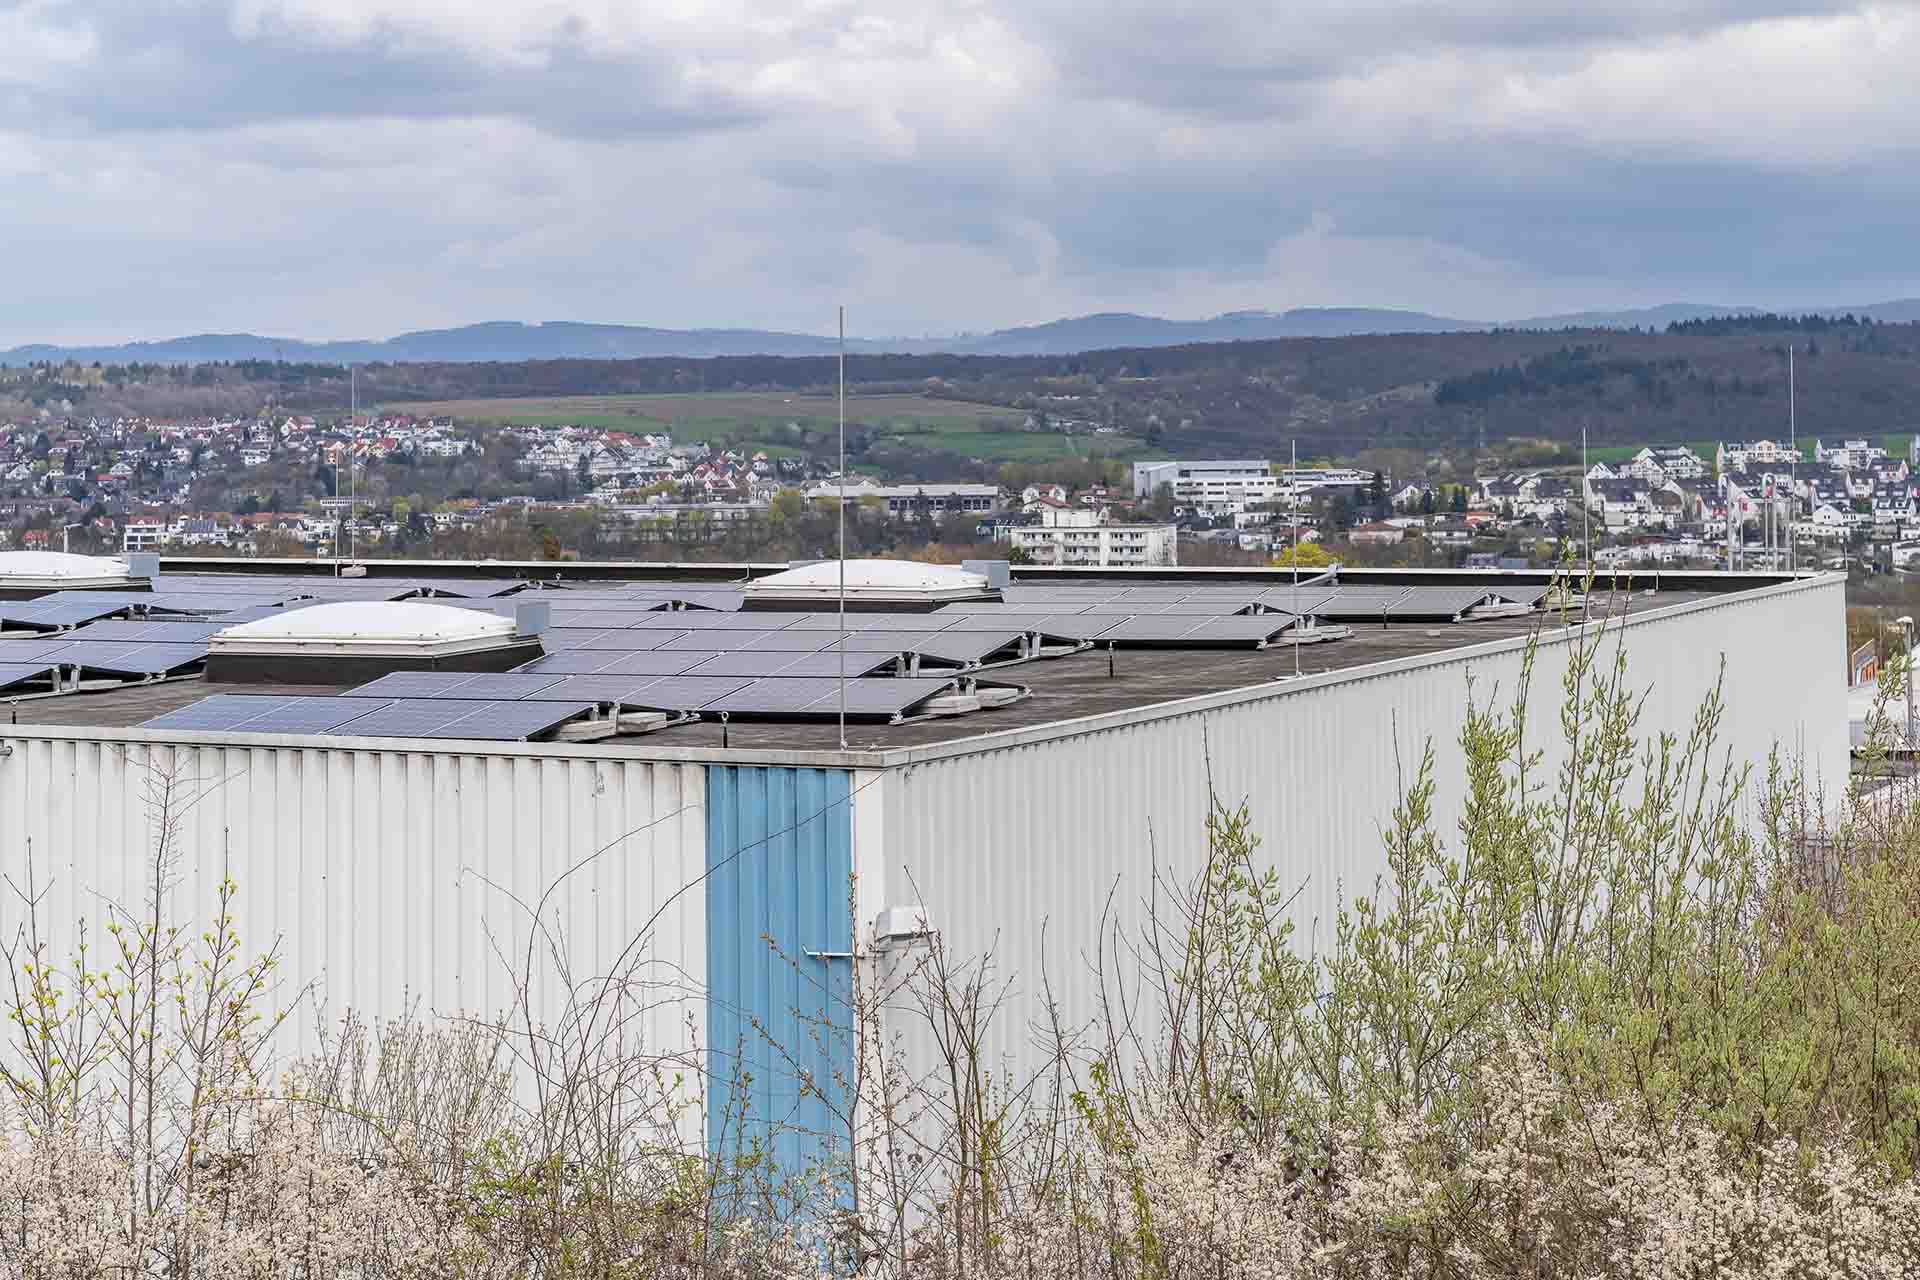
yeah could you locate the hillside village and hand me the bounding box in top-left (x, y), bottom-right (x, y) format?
top-left (1, 405), bottom-right (1917, 572)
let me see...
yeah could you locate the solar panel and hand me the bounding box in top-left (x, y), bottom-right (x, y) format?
top-left (1294, 589), bottom-right (1413, 620)
top-left (295, 585), bottom-right (419, 602)
top-left (516, 648), bottom-right (716, 677)
top-left (145, 592), bottom-right (301, 615)
top-left (332, 698), bottom-right (497, 737)
top-left (244, 697), bottom-right (402, 734)
top-left (140, 695), bottom-right (387, 735)
top-left (433, 673), bottom-right (570, 700)
top-left (63, 620), bottom-right (224, 643)
top-left (142, 696), bottom-right (312, 732)
top-left (48, 641), bottom-right (210, 675)
top-left (905, 631), bottom-right (1028, 665)
top-left (1488, 585), bottom-right (1550, 606)
top-left (682, 651), bottom-right (897, 679)
top-left (702, 676), bottom-right (956, 719)
top-left (939, 613), bottom-right (1061, 633)
top-left (1180, 617), bottom-right (1297, 644)
top-left (655, 629), bottom-right (790, 651)
top-left (0, 638), bottom-right (76, 665)
top-left (642, 611), bottom-right (810, 631)
top-left (616, 676), bottom-right (758, 710)
top-left (1384, 588), bottom-right (1493, 620)
top-left (505, 651), bottom-right (628, 674)
top-left (733, 630), bottom-right (842, 652)
top-left (1028, 614), bottom-right (1134, 641)
top-left (412, 579), bottom-right (527, 599)
top-left (1093, 616), bottom-right (1291, 646)
top-left (1155, 601), bottom-right (1259, 616)
top-left (0, 599), bottom-right (129, 628)
top-left (538, 628), bottom-right (683, 651)
top-left (832, 631), bottom-right (942, 652)
top-left (0, 662), bottom-right (55, 692)
top-left (341, 672), bottom-right (483, 699)
top-left (524, 675), bottom-right (677, 704)
top-left (395, 700), bottom-right (597, 741)
top-left (840, 612), bottom-right (967, 632)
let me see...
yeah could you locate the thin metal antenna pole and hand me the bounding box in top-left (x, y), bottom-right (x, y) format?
top-left (1788, 343), bottom-right (1797, 574)
top-left (349, 365), bottom-right (358, 568)
top-left (1582, 424), bottom-right (1590, 572)
top-left (1291, 438), bottom-right (1300, 678)
top-left (837, 306), bottom-right (848, 751)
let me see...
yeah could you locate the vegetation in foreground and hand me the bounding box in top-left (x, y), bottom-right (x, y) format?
top-left (3, 613), bottom-right (1919, 1276)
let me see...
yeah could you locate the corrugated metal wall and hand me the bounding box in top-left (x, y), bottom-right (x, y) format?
top-left (863, 578), bottom-right (1850, 1083)
top-left (705, 765), bottom-right (854, 1171)
top-left (0, 739), bottom-right (708, 1092)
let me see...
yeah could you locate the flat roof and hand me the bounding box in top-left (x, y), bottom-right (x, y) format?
top-left (2, 576), bottom-right (1764, 760)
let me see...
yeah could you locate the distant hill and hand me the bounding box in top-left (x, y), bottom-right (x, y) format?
top-left (1509, 303), bottom-right (1767, 330)
top-left (1509, 300), bottom-right (1920, 330)
top-left (936, 307), bottom-right (1483, 354)
top-left (0, 321), bottom-right (850, 367)
top-left (0, 308), bottom-right (1481, 366)
top-left (9, 301), bottom-right (1920, 365)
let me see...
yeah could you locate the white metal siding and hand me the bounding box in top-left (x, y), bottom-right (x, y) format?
top-left (0, 740), bottom-right (707, 1076)
top-left (863, 577), bottom-right (1849, 1081)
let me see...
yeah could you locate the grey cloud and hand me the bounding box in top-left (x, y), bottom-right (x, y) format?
top-left (8, 1), bottom-right (765, 140)
top-left (1, 0), bottom-right (1918, 345)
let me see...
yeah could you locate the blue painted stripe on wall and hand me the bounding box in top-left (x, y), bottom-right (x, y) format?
top-left (706, 765), bottom-right (854, 1177)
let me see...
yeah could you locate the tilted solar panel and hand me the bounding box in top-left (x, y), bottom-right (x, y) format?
top-left (388, 700), bottom-right (597, 741)
top-left (0, 599), bottom-right (129, 628)
top-left (615, 676), bottom-right (758, 710)
top-left (140, 695), bottom-right (389, 735)
top-left (330, 698), bottom-right (496, 737)
top-left (538, 628), bottom-right (683, 651)
top-left (702, 675), bottom-right (957, 719)
top-left (1093, 616), bottom-right (1292, 645)
top-left (0, 662), bottom-right (55, 691)
top-left (63, 620), bottom-right (223, 643)
top-left (523, 675), bottom-right (678, 704)
top-left (341, 672), bottom-right (486, 699)
top-left (655, 629), bottom-right (791, 651)
top-left (682, 651), bottom-right (897, 679)
top-left (0, 638), bottom-right (77, 665)
top-left (904, 631), bottom-right (1028, 665)
top-left (1384, 587), bottom-right (1494, 619)
top-left (434, 673), bottom-right (571, 700)
top-left (50, 641), bottom-right (210, 675)
top-left (511, 649), bottom-right (712, 676)
top-left (642, 610), bottom-right (812, 631)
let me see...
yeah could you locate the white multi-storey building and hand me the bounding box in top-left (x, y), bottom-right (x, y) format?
top-left (1131, 460), bottom-right (1278, 505)
top-left (1005, 505), bottom-right (1177, 567)
top-left (122, 520), bottom-right (166, 553)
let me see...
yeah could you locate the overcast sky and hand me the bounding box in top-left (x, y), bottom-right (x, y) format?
top-left (4, 0), bottom-right (1919, 345)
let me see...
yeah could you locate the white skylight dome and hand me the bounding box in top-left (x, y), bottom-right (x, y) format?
top-left (741, 559), bottom-right (1001, 608)
top-left (211, 601), bottom-right (520, 657)
top-left (0, 551), bottom-right (140, 591)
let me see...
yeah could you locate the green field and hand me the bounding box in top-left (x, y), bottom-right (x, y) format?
top-left (394, 391), bottom-right (1143, 463)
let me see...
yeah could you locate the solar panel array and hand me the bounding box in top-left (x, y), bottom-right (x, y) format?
top-left (0, 636), bottom-right (209, 675)
top-left (140, 693), bottom-right (595, 740)
top-left (141, 669), bottom-right (964, 733)
top-left (1256, 585), bottom-right (1503, 622)
top-left (27, 569), bottom-right (1553, 742)
top-left (513, 647), bottom-right (899, 679)
top-left (0, 599), bottom-right (131, 630)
